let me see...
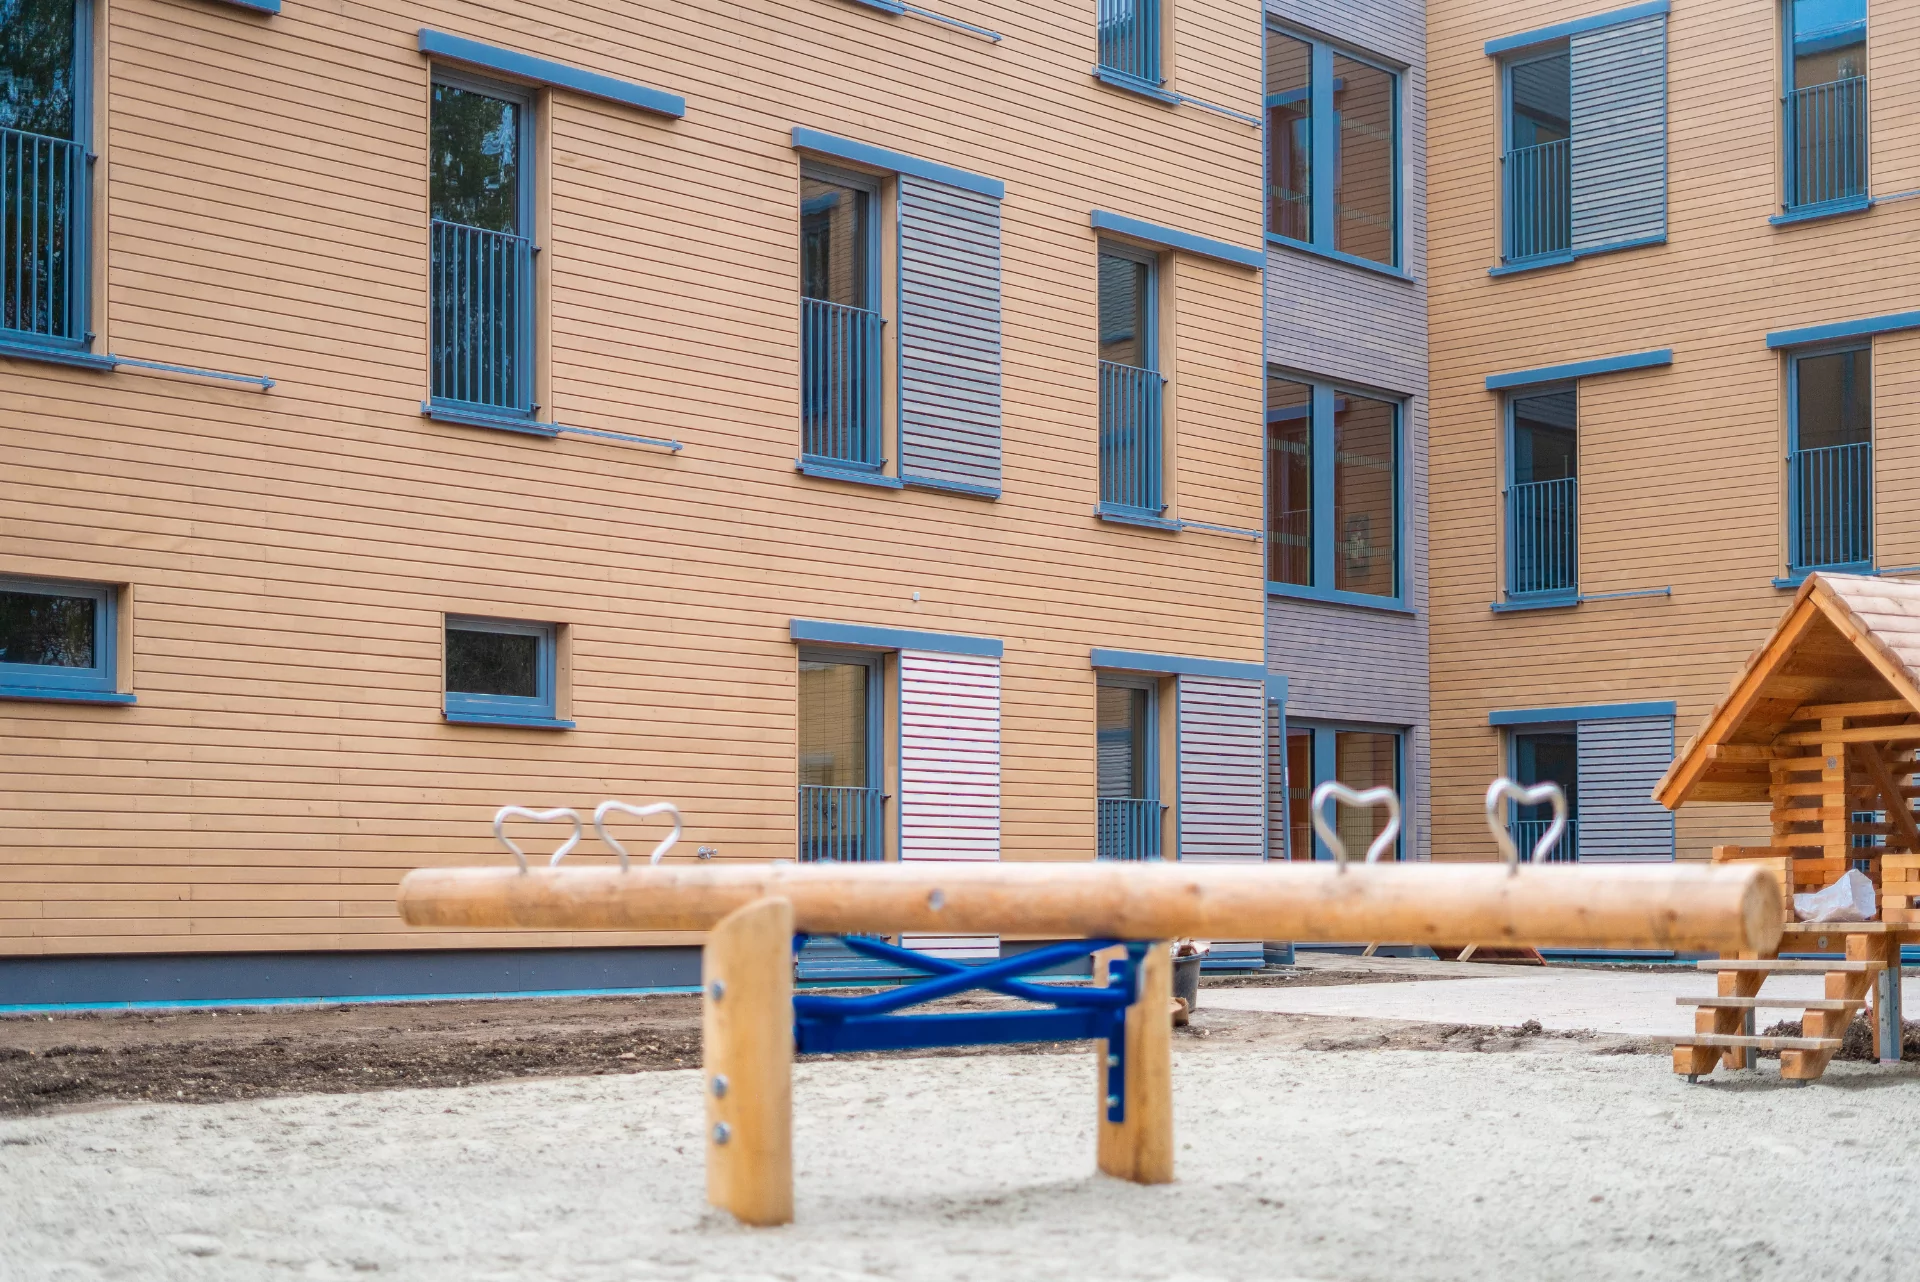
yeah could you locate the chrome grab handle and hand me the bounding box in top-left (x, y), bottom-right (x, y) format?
top-left (492, 806), bottom-right (583, 873)
top-left (1484, 777), bottom-right (1568, 874)
top-left (591, 800), bottom-right (684, 870)
top-left (1309, 782), bottom-right (1402, 871)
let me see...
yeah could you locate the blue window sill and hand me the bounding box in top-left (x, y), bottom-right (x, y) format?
top-left (1489, 251), bottom-right (1575, 278)
top-left (1096, 504), bottom-right (1179, 531)
top-left (1265, 234), bottom-right (1413, 282)
top-left (217, 0), bottom-right (279, 12)
top-left (0, 686), bottom-right (136, 705)
top-left (444, 709), bottom-right (575, 729)
top-left (0, 334), bottom-right (115, 371)
top-left (1490, 590), bottom-right (1580, 613)
top-left (1092, 66), bottom-right (1178, 105)
top-left (1266, 581), bottom-right (1414, 615)
top-left (1773, 563), bottom-right (1874, 590)
top-left (1771, 194), bottom-right (1871, 227)
top-left (422, 401), bottom-right (558, 438)
top-left (796, 457), bottom-right (903, 489)
top-left (902, 473), bottom-right (1000, 499)
top-left (845, 0), bottom-right (906, 10)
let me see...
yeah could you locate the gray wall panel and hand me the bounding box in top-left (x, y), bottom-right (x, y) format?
top-left (1576, 717), bottom-right (1677, 861)
top-left (1570, 15), bottom-right (1668, 253)
top-left (1178, 675), bottom-right (1268, 862)
top-left (898, 176), bottom-right (1003, 491)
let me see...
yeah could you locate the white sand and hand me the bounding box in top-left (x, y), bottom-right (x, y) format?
top-left (6, 1042), bottom-right (1920, 1281)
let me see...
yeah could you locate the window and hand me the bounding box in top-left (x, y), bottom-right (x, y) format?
top-left (1097, 0), bottom-right (1161, 89)
top-left (1264, 25), bottom-right (1401, 270)
top-left (1504, 387), bottom-right (1577, 602)
top-left (799, 166), bottom-right (882, 470)
top-left (1496, 711), bottom-right (1674, 861)
top-left (797, 649), bottom-right (884, 861)
top-left (1783, 0), bottom-right (1867, 213)
top-left (1511, 728), bottom-right (1578, 861)
top-left (1283, 724), bottom-right (1402, 860)
top-left (1265, 371), bottom-right (1401, 605)
top-left (428, 72), bottom-right (534, 418)
top-left (1097, 242), bottom-right (1164, 518)
top-left (1788, 345), bottom-right (1872, 574)
top-left (1096, 676), bottom-right (1159, 860)
top-left (2, 0), bottom-right (92, 353)
top-left (0, 576), bottom-right (124, 701)
top-left (443, 616), bottom-right (565, 726)
top-left (1502, 48), bottom-right (1571, 262)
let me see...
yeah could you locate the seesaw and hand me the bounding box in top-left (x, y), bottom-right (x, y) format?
top-left (395, 784), bottom-right (1781, 1226)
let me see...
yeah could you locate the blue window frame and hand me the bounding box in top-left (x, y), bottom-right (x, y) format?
top-left (443, 615), bottom-right (567, 727)
top-left (1265, 23), bottom-right (1403, 272)
top-left (1285, 723), bottom-right (1403, 861)
top-left (427, 69), bottom-right (536, 422)
top-left (1096, 674), bottom-right (1160, 860)
top-left (1503, 385), bottom-right (1578, 604)
top-left (1787, 344), bottom-right (1872, 575)
top-left (0, 575), bottom-right (129, 703)
top-left (797, 646), bottom-right (886, 862)
top-left (1, 0), bottom-right (96, 357)
top-left (1266, 369), bottom-right (1404, 609)
top-left (1781, 0), bottom-right (1867, 216)
top-left (1500, 46), bottom-right (1572, 263)
top-left (1509, 727), bottom-right (1578, 862)
top-left (1097, 240), bottom-right (1165, 520)
top-left (799, 163), bottom-right (885, 473)
top-left (1096, 0), bottom-right (1162, 90)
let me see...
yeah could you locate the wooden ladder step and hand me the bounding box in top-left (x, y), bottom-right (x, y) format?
top-left (1677, 997), bottom-right (1863, 1012)
top-left (1696, 960), bottom-right (1885, 973)
top-left (1670, 1033), bottom-right (1844, 1052)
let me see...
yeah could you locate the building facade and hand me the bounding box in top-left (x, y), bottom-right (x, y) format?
top-left (1427, 0), bottom-right (1920, 863)
top-left (0, 0), bottom-right (1291, 998)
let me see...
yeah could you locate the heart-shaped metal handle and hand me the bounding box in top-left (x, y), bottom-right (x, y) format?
top-left (1484, 777), bottom-right (1568, 874)
top-left (492, 805), bottom-right (583, 873)
top-left (591, 800), bottom-right (684, 870)
top-left (1309, 781), bottom-right (1402, 871)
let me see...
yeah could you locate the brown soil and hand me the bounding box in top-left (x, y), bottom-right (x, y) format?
top-left (1758, 1016), bottom-right (1920, 1060)
top-left (0, 968), bottom-right (1620, 1118)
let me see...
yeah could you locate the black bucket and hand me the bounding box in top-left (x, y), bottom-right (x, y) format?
top-left (1172, 954), bottom-right (1202, 1013)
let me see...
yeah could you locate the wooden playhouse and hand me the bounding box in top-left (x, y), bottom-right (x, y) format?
top-left (1655, 572), bottom-right (1915, 1081)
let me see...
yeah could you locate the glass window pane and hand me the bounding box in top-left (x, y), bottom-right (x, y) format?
top-left (446, 627), bottom-right (538, 697)
top-left (1098, 251), bottom-right (1151, 369)
top-left (1265, 30), bottom-right (1312, 242)
top-left (430, 84), bottom-right (521, 233)
top-left (1795, 349), bottom-right (1871, 449)
top-left (1792, 0), bottom-right (1866, 87)
top-left (1513, 731), bottom-right (1577, 819)
top-left (1266, 375), bottom-right (1314, 585)
top-left (799, 660), bottom-right (869, 788)
top-left (800, 177), bottom-right (870, 307)
top-left (1508, 53), bottom-right (1571, 148)
top-left (0, 590), bottom-right (94, 667)
top-left (1096, 684), bottom-right (1149, 798)
top-left (1285, 728), bottom-right (1313, 860)
top-left (1333, 55), bottom-right (1395, 265)
top-left (1, 0), bottom-right (76, 138)
top-left (1510, 390), bottom-right (1578, 483)
top-left (1333, 731), bottom-right (1399, 860)
top-left (1333, 393), bottom-right (1397, 597)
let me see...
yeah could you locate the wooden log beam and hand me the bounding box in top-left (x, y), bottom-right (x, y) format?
top-left (1774, 723), bottom-right (1920, 747)
top-left (1855, 743), bottom-right (1920, 851)
top-left (396, 861), bottom-right (1784, 954)
top-left (1788, 698), bottom-right (1919, 722)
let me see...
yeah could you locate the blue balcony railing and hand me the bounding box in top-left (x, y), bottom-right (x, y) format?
top-left (1097, 0), bottom-right (1161, 85)
top-left (1790, 440), bottom-right (1871, 572)
top-left (1099, 359), bottom-right (1165, 515)
top-left (801, 296), bottom-right (884, 467)
top-left (2, 125), bottom-right (88, 346)
top-left (1511, 817), bottom-right (1577, 863)
top-left (1097, 797), bottom-right (1162, 861)
top-left (1786, 77), bottom-right (1867, 211)
top-left (1502, 138), bottom-right (1571, 262)
top-left (430, 218), bottom-right (534, 414)
top-left (798, 784), bottom-right (884, 862)
top-left (1506, 476), bottom-right (1577, 597)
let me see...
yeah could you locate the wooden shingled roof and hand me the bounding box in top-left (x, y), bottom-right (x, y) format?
top-left (1655, 573), bottom-right (1920, 807)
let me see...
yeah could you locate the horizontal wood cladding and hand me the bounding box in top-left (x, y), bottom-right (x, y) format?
top-left (1425, 0), bottom-right (1920, 863)
top-left (0, 0), bottom-right (1266, 954)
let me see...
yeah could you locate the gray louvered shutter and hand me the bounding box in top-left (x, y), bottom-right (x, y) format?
top-left (1575, 716), bottom-right (1675, 861)
top-left (1569, 14), bottom-right (1668, 254)
top-left (897, 175), bottom-right (1003, 495)
top-left (1177, 676), bottom-right (1267, 862)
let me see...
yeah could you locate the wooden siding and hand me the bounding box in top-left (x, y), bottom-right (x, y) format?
top-left (1427, 0), bottom-right (1920, 863)
top-left (0, 0), bottom-right (1265, 955)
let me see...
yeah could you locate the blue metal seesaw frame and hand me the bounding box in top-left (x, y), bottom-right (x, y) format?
top-left (790, 935), bottom-right (1148, 1122)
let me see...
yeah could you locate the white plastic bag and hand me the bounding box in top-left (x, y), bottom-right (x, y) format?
top-left (1793, 868), bottom-right (1877, 923)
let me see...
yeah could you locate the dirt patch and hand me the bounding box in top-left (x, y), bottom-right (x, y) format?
top-left (1758, 1016), bottom-right (1920, 1060)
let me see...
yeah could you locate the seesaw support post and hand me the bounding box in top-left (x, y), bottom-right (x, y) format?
top-left (1095, 942), bottom-right (1173, 1184)
top-left (703, 896), bottom-right (794, 1226)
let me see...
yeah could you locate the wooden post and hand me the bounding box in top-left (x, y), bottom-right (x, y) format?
top-left (703, 896), bottom-right (794, 1227)
top-left (1096, 942), bottom-right (1173, 1185)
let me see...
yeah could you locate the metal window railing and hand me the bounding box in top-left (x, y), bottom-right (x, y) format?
top-left (1789, 440), bottom-right (1872, 572)
top-left (430, 218), bottom-right (534, 414)
top-left (1511, 816), bottom-right (1578, 863)
top-left (1786, 77), bottom-right (1868, 210)
top-left (1506, 476), bottom-right (1578, 597)
top-left (1097, 0), bottom-right (1161, 85)
top-left (2, 125), bottom-right (88, 345)
top-left (798, 784), bottom-right (885, 862)
top-left (1099, 359), bottom-right (1165, 514)
top-left (1097, 796), bottom-right (1162, 861)
top-left (1502, 138), bottom-right (1571, 262)
top-left (801, 297), bottom-right (884, 467)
